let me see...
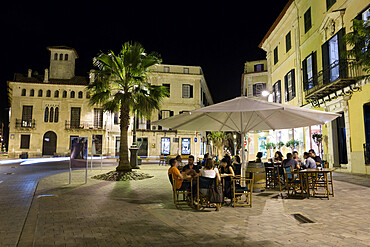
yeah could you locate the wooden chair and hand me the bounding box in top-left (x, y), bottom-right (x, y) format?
top-left (283, 167), bottom-right (305, 197)
top-left (171, 175), bottom-right (193, 209)
top-left (196, 176), bottom-right (221, 211)
top-left (231, 173), bottom-right (254, 207)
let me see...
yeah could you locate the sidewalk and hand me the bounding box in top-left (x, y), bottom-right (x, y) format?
top-left (17, 163), bottom-right (370, 247)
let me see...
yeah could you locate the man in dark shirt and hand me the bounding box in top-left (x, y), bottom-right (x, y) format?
top-left (282, 153), bottom-right (298, 170)
top-left (182, 155), bottom-right (200, 176)
top-left (309, 149), bottom-right (322, 167)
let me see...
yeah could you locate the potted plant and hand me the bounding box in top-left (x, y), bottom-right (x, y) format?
top-left (276, 141), bottom-right (285, 151)
top-left (285, 139), bottom-right (302, 152)
top-left (264, 142), bottom-right (276, 158)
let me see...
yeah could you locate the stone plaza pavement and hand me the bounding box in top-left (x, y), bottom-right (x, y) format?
top-left (12, 163), bottom-right (370, 247)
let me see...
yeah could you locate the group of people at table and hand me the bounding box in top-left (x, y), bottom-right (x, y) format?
top-left (168, 153), bottom-right (236, 201)
top-left (271, 149), bottom-right (323, 170)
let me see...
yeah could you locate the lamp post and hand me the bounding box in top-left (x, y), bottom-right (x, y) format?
top-left (233, 133), bottom-right (237, 156)
top-left (129, 110), bottom-right (140, 169)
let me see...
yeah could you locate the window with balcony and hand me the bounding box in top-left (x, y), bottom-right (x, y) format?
top-left (322, 29), bottom-right (345, 84)
top-left (94, 108), bottom-right (103, 128)
top-left (70, 107), bottom-right (81, 128)
top-left (20, 135), bottom-right (30, 149)
top-left (22, 105), bottom-right (33, 127)
top-left (114, 111), bottom-right (119, 125)
top-left (284, 69), bottom-right (296, 102)
top-left (302, 52), bottom-right (317, 90)
top-left (304, 8), bottom-right (312, 33)
top-left (272, 80), bottom-right (281, 103)
top-left (182, 84), bottom-right (193, 98)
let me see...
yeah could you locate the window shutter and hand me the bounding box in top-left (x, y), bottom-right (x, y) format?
top-left (322, 42), bottom-right (330, 84)
top-left (337, 28), bottom-right (347, 78)
top-left (302, 58), bottom-right (308, 90)
top-left (284, 74), bottom-right (288, 102)
top-left (190, 85), bottom-right (193, 98)
top-left (312, 51), bottom-right (318, 87)
top-left (278, 81), bottom-right (282, 103)
top-left (291, 69), bottom-right (296, 98)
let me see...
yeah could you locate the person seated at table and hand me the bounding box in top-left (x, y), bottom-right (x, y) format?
top-left (303, 152), bottom-right (316, 169)
top-left (168, 158), bottom-right (192, 191)
top-left (200, 158), bottom-right (221, 181)
top-left (182, 155), bottom-right (200, 177)
top-left (309, 149), bottom-right (322, 167)
top-left (219, 157), bottom-right (235, 200)
top-left (292, 151), bottom-right (302, 169)
top-left (232, 155), bottom-right (242, 176)
top-left (201, 153), bottom-right (209, 167)
top-left (175, 155), bottom-right (184, 169)
top-left (282, 153), bottom-right (298, 170)
top-left (273, 151), bottom-right (283, 163)
top-left (255, 152), bottom-right (263, 163)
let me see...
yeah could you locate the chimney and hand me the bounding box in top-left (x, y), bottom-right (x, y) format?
top-left (44, 69), bottom-right (49, 83)
top-left (28, 69), bottom-right (32, 78)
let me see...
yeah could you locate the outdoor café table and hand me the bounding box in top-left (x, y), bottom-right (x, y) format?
top-left (299, 168), bottom-right (335, 199)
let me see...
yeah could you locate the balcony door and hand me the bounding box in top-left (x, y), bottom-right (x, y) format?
top-left (328, 34), bottom-right (339, 82)
top-left (22, 106), bottom-right (33, 127)
top-left (71, 107), bottom-right (81, 128)
top-left (94, 108), bottom-right (103, 128)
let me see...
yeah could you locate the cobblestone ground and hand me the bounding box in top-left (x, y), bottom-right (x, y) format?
top-left (15, 163), bottom-right (370, 247)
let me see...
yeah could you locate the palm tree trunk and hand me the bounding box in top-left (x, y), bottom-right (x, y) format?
top-left (117, 101), bottom-right (131, 172)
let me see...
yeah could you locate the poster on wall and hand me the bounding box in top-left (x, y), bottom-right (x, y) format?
top-left (161, 137), bottom-right (171, 155)
top-left (70, 137), bottom-right (88, 168)
top-left (181, 138), bottom-right (191, 155)
top-left (92, 135), bottom-right (103, 155)
top-left (258, 137), bottom-right (267, 159)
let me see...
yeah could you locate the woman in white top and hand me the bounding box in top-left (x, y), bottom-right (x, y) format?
top-left (199, 158), bottom-right (221, 197)
top-left (200, 158), bottom-right (221, 181)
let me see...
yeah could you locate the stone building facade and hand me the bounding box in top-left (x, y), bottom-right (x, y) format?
top-left (7, 46), bottom-right (213, 160)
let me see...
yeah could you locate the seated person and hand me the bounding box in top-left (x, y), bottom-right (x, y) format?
top-left (182, 155), bottom-right (200, 177)
top-left (282, 153), bottom-right (298, 170)
top-left (273, 151), bottom-right (283, 163)
top-left (255, 152), bottom-right (263, 163)
top-left (200, 153), bottom-right (209, 167)
top-left (219, 157), bottom-right (235, 199)
top-left (200, 158), bottom-right (221, 181)
top-left (309, 149), bottom-right (322, 167)
top-left (168, 158), bottom-right (192, 190)
top-left (303, 152), bottom-right (317, 169)
top-left (233, 155), bottom-right (242, 176)
top-left (175, 155), bottom-right (184, 169)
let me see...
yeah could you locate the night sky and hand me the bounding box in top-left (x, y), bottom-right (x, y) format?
top-left (1, 1), bottom-right (287, 121)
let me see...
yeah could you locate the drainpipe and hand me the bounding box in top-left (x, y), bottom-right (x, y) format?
top-left (294, 0), bottom-right (303, 106)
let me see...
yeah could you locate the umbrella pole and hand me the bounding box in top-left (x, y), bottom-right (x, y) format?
top-left (241, 131), bottom-right (246, 177)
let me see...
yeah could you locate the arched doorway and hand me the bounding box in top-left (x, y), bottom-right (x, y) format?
top-left (42, 131), bottom-right (57, 156)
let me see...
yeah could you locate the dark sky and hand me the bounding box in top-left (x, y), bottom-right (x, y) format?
top-left (1, 1), bottom-right (287, 119)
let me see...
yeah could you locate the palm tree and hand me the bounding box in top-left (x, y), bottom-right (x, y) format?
top-left (207, 131), bottom-right (228, 158)
top-left (88, 42), bottom-right (169, 172)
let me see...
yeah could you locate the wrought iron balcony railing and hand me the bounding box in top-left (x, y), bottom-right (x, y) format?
top-left (304, 59), bottom-right (365, 101)
top-left (65, 121), bottom-right (105, 130)
top-left (15, 119), bottom-right (35, 128)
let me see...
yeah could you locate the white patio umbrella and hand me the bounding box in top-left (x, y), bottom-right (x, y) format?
top-left (153, 96), bottom-right (340, 172)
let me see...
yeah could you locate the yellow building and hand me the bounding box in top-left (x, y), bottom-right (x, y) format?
top-left (7, 46), bottom-right (213, 160)
top-left (259, 0), bottom-right (370, 173)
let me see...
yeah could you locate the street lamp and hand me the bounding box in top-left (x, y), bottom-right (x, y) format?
top-left (233, 133), bottom-right (237, 156)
